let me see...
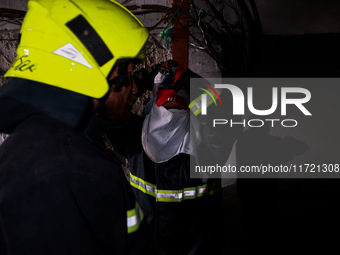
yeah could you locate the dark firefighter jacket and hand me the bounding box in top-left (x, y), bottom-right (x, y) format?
top-left (105, 64), bottom-right (238, 254)
top-left (106, 113), bottom-right (224, 255)
top-left (0, 78), bottom-right (153, 255)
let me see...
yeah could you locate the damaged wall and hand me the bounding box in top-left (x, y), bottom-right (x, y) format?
top-left (116, 0), bottom-right (173, 68)
top-left (0, 30), bottom-right (17, 144)
top-left (0, 1), bottom-right (26, 143)
top-left (0, 31), bottom-right (18, 86)
top-left (0, 0), bottom-right (26, 85)
top-left (0, 0), bottom-right (27, 10)
top-left (1, 0), bottom-right (340, 82)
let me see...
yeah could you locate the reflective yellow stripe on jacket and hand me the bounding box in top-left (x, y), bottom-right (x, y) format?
top-left (129, 172), bottom-right (220, 202)
top-left (127, 202), bottom-right (144, 234)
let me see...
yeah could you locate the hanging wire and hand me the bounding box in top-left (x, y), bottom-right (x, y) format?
top-left (144, 3), bottom-right (189, 57)
top-left (158, 25), bottom-right (175, 45)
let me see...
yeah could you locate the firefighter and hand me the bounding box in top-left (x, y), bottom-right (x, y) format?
top-left (0, 0), bottom-right (153, 254)
top-left (105, 60), bottom-right (225, 254)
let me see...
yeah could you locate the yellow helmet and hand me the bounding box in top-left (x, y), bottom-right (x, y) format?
top-left (5, 0), bottom-right (149, 98)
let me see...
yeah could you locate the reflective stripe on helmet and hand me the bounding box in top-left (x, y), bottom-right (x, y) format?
top-left (129, 172), bottom-right (220, 202)
top-left (127, 202), bottom-right (144, 234)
